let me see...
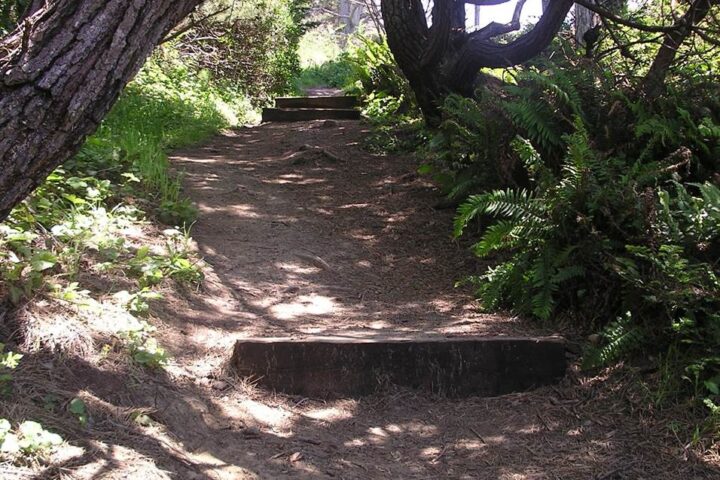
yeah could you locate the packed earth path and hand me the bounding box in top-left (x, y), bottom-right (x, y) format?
top-left (48, 119), bottom-right (718, 479)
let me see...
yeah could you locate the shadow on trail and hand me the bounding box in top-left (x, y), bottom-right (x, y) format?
top-left (3, 121), bottom-right (716, 479)
top-left (167, 120), bottom-right (532, 348)
top-left (9, 347), bottom-right (718, 480)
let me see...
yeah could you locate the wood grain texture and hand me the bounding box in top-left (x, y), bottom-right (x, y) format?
top-left (0, 0), bottom-right (202, 220)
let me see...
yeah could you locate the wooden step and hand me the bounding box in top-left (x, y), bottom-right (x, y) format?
top-left (262, 107), bottom-right (361, 122)
top-left (275, 95), bottom-right (358, 109)
top-left (230, 336), bottom-right (567, 398)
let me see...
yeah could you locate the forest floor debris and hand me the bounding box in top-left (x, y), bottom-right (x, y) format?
top-left (1, 120), bottom-right (718, 479)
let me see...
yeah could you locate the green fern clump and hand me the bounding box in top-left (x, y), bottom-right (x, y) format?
top-left (455, 120), bottom-right (634, 321)
top-left (454, 111), bottom-right (720, 413)
top-left (432, 34), bottom-right (720, 418)
top-left (423, 92), bottom-right (517, 201)
top-left (502, 68), bottom-right (589, 158)
top-left (583, 312), bottom-right (645, 370)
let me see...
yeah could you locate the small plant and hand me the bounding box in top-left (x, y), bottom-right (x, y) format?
top-left (113, 288), bottom-right (163, 316)
top-left (68, 398), bottom-right (89, 427)
top-left (0, 420), bottom-right (63, 457)
top-left (0, 344), bottom-right (22, 396)
top-left (128, 230), bottom-right (203, 288)
top-left (120, 320), bottom-right (169, 369)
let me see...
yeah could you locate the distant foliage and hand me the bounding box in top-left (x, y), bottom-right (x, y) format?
top-left (294, 54), bottom-right (357, 91)
top-left (172, 0), bottom-right (313, 100)
top-left (0, 1), bottom-right (28, 35)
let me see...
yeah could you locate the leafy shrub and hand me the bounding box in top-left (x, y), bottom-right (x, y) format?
top-left (174, 0), bottom-right (313, 100)
top-left (450, 55), bottom-right (720, 415)
top-left (0, 420), bottom-right (63, 457)
top-left (423, 93), bottom-right (518, 201)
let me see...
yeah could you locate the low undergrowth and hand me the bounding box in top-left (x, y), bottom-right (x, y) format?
top-left (442, 55), bottom-right (720, 431)
top-left (0, 51), bottom-right (249, 465)
top-left (350, 29), bottom-right (720, 438)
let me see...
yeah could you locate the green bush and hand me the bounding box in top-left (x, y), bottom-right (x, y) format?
top-left (294, 53), bottom-right (357, 92)
top-left (174, 0), bottom-right (313, 100)
top-left (449, 54), bottom-right (720, 417)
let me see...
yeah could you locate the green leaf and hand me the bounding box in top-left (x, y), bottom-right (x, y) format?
top-left (705, 380), bottom-right (720, 395)
top-left (30, 251), bottom-right (57, 272)
top-left (0, 433), bottom-right (19, 454)
top-left (0, 419), bottom-right (10, 436)
top-left (69, 398), bottom-right (87, 415)
top-left (18, 421), bottom-right (43, 437)
top-left (417, 164), bottom-right (433, 175)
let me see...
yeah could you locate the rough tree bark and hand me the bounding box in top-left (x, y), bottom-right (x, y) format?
top-left (0, 0), bottom-right (203, 221)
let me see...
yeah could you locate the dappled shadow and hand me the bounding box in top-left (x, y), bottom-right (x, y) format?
top-left (2, 120), bottom-right (716, 479)
top-left (5, 347), bottom-right (718, 479)
top-left (165, 120), bottom-right (542, 355)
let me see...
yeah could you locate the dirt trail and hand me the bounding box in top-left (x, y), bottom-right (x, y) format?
top-left (169, 120), bottom-right (532, 345)
top-left (94, 119), bottom-right (716, 480)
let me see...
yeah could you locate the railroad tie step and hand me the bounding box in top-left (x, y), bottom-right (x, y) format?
top-left (261, 107), bottom-right (361, 122)
top-left (262, 95), bottom-right (361, 122)
top-left (275, 95), bottom-right (358, 109)
top-left (230, 335), bottom-right (568, 398)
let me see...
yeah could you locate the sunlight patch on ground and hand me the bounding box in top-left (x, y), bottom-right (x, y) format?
top-left (384, 421), bottom-right (439, 438)
top-left (420, 445), bottom-right (442, 459)
top-left (276, 261), bottom-right (322, 275)
top-left (197, 203), bottom-right (261, 218)
top-left (370, 320), bottom-right (391, 329)
top-left (264, 176), bottom-right (327, 185)
top-left (455, 438), bottom-right (485, 450)
top-left (239, 399), bottom-right (293, 431)
top-left (270, 294), bottom-right (338, 320)
top-left (228, 204), bottom-right (261, 218)
top-left (348, 230), bottom-right (377, 242)
top-left (338, 202), bottom-right (371, 209)
top-left (303, 406), bottom-right (355, 422)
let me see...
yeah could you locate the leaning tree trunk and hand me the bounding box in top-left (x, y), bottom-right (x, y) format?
top-left (0, 0), bottom-right (204, 221)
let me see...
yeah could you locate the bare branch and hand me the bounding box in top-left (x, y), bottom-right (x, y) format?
top-left (451, 0), bottom-right (574, 87)
top-left (161, 5), bottom-right (231, 45)
top-left (573, 0), bottom-right (680, 33)
top-left (643, 0), bottom-right (718, 98)
top-left (472, 0), bottom-right (528, 40)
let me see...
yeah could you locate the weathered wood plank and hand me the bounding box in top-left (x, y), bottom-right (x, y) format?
top-left (261, 107), bottom-right (361, 122)
top-left (231, 336), bottom-right (567, 398)
top-left (275, 96), bottom-right (359, 109)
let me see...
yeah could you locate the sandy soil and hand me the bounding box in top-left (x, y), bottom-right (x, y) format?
top-left (3, 120), bottom-right (718, 479)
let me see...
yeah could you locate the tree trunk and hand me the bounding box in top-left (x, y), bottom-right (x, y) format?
top-left (381, 0), bottom-right (574, 124)
top-left (642, 0), bottom-right (716, 99)
top-left (381, 0), bottom-right (446, 124)
top-left (574, 4), bottom-right (597, 46)
top-left (0, 0), bottom-right (203, 221)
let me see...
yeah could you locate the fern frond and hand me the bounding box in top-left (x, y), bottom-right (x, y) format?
top-left (472, 220), bottom-right (521, 257)
top-left (583, 313), bottom-right (645, 369)
top-left (454, 189), bottom-right (545, 238)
